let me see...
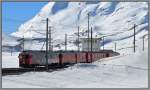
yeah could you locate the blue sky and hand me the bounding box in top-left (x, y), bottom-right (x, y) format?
top-left (2, 2), bottom-right (48, 34)
top-left (2, 2), bottom-right (101, 35)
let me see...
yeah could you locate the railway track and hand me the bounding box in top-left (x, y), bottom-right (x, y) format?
top-left (2, 67), bottom-right (48, 76)
top-left (2, 64), bottom-right (73, 76)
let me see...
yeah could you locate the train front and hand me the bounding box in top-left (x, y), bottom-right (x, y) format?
top-left (18, 51), bottom-right (32, 68)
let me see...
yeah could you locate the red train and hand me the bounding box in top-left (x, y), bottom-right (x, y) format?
top-left (18, 50), bottom-right (119, 67)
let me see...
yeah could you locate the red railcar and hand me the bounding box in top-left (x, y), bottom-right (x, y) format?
top-left (18, 50), bottom-right (119, 67)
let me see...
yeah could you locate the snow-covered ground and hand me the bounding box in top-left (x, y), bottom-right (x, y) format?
top-left (2, 52), bottom-right (20, 68)
top-left (2, 36), bottom-right (148, 88)
top-left (2, 49), bottom-right (148, 88)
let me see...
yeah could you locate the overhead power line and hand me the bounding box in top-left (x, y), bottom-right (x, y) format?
top-left (100, 24), bottom-right (139, 38)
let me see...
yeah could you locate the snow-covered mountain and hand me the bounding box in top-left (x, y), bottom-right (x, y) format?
top-left (10, 2), bottom-right (148, 51)
top-left (2, 33), bottom-right (21, 52)
top-left (2, 34), bottom-right (20, 46)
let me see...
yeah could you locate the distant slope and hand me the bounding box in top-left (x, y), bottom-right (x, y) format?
top-left (2, 33), bottom-right (19, 46)
top-left (10, 2), bottom-right (148, 51)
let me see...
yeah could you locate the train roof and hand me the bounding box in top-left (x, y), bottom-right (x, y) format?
top-left (22, 50), bottom-right (119, 54)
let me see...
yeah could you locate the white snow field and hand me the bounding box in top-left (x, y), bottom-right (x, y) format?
top-left (2, 37), bottom-right (148, 88)
top-left (2, 52), bottom-right (20, 68)
top-left (2, 49), bottom-right (148, 88)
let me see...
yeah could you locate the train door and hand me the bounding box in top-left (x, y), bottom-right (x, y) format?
top-left (106, 53), bottom-right (109, 57)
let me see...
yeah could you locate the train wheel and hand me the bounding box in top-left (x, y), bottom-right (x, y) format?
top-left (19, 64), bottom-right (30, 68)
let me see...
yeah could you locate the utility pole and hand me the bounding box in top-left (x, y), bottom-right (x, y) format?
top-left (65, 34), bottom-right (67, 51)
top-left (49, 26), bottom-right (52, 51)
top-left (133, 24), bottom-right (136, 53)
top-left (22, 36), bottom-right (24, 51)
top-left (90, 27), bottom-right (93, 63)
top-left (46, 18), bottom-right (49, 71)
top-left (142, 35), bottom-right (145, 51)
top-left (114, 42), bottom-right (117, 52)
top-left (102, 36), bottom-right (105, 50)
top-left (87, 13), bottom-right (90, 52)
top-left (78, 26), bottom-right (80, 52)
top-left (11, 46), bottom-right (13, 56)
top-left (51, 41), bottom-right (53, 51)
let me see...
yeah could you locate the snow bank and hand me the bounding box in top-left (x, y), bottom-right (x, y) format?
top-left (2, 49), bottom-right (148, 88)
top-left (100, 50), bottom-right (148, 69)
top-left (2, 52), bottom-right (20, 68)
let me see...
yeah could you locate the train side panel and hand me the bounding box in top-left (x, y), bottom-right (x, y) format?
top-left (31, 52), bottom-right (59, 65)
top-left (19, 50), bottom-right (120, 67)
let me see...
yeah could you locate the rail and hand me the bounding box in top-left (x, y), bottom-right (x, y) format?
top-left (2, 64), bottom-right (72, 76)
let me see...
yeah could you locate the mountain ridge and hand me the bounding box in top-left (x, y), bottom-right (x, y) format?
top-left (3, 2), bottom-right (148, 51)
